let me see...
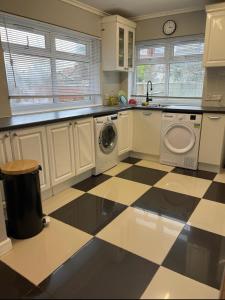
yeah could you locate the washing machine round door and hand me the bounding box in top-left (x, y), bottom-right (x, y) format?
top-left (99, 122), bottom-right (118, 154)
top-left (164, 124), bottom-right (196, 154)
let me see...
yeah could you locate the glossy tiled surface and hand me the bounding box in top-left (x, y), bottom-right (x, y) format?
top-left (0, 218), bottom-right (91, 285)
top-left (104, 162), bottom-right (131, 176)
top-left (214, 171), bottom-right (225, 183)
top-left (132, 187), bottom-right (200, 223)
top-left (0, 261), bottom-right (35, 299)
top-left (1, 158), bottom-right (225, 299)
top-left (72, 174), bottom-right (111, 192)
top-left (141, 267), bottom-right (219, 299)
top-left (136, 159), bottom-right (174, 172)
top-left (89, 176), bottom-right (150, 206)
top-left (39, 238), bottom-right (158, 299)
top-left (50, 193), bottom-right (126, 235)
top-left (203, 181), bottom-right (225, 204)
top-left (117, 165), bottom-right (167, 186)
top-left (163, 225), bottom-right (225, 289)
top-left (172, 167), bottom-right (216, 180)
top-left (188, 199), bottom-right (225, 236)
top-left (42, 188), bottom-right (84, 215)
top-left (122, 157), bottom-right (141, 164)
top-left (97, 207), bottom-right (184, 264)
top-left (155, 173), bottom-right (212, 198)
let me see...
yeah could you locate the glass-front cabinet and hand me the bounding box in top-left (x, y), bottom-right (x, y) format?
top-left (102, 15), bottom-right (136, 72)
top-left (118, 26), bottom-right (125, 68)
top-left (128, 29), bottom-right (135, 69)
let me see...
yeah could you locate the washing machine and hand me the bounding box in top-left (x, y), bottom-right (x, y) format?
top-left (93, 114), bottom-right (119, 175)
top-left (160, 113), bottom-right (202, 170)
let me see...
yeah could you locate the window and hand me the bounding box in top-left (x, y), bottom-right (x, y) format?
top-left (133, 36), bottom-right (204, 100)
top-left (0, 13), bottom-right (101, 113)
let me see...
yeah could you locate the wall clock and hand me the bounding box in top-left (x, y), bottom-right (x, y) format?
top-left (163, 20), bottom-right (177, 36)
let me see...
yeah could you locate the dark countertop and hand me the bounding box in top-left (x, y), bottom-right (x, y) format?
top-left (1, 104), bottom-right (225, 131)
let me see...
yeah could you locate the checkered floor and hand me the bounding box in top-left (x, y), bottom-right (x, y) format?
top-left (0, 158), bottom-right (225, 299)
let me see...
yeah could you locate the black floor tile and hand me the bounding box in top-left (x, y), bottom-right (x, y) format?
top-left (22, 288), bottom-right (52, 299)
top-left (39, 238), bottom-right (158, 299)
top-left (50, 193), bottom-right (127, 235)
top-left (72, 174), bottom-right (111, 192)
top-left (0, 261), bottom-right (35, 299)
top-left (203, 182), bottom-right (225, 204)
top-left (163, 225), bottom-right (225, 289)
top-left (122, 157), bottom-right (141, 164)
top-left (132, 187), bottom-right (200, 223)
top-left (117, 165), bottom-right (167, 186)
top-left (172, 167), bottom-right (216, 180)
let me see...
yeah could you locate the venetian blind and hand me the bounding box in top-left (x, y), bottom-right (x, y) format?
top-left (0, 13), bottom-right (101, 109)
top-left (134, 36), bottom-right (205, 99)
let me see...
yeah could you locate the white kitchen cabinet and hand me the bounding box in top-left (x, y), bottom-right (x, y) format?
top-left (102, 15), bottom-right (136, 72)
top-left (204, 3), bottom-right (225, 67)
top-left (133, 110), bottom-right (162, 156)
top-left (199, 114), bottom-right (225, 167)
top-left (11, 126), bottom-right (50, 191)
top-left (118, 111), bottom-right (132, 155)
top-left (74, 118), bottom-right (95, 175)
top-left (0, 132), bottom-right (12, 202)
top-left (47, 122), bottom-right (75, 186)
top-left (0, 132), bottom-right (12, 165)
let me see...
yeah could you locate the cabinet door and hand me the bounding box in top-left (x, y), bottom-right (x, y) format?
top-left (117, 24), bottom-right (127, 71)
top-left (133, 110), bottom-right (162, 156)
top-left (204, 10), bottom-right (225, 67)
top-left (0, 132), bottom-right (12, 202)
top-left (0, 132), bottom-right (12, 164)
top-left (118, 111), bottom-right (132, 155)
top-left (127, 28), bottom-right (135, 70)
top-left (47, 122), bottom-right (75, 186)
top-left (11, 127), bottom-right (50, 191)
top-left (74, 118), bottom-right (95, 175)
top-left (199, 114), bottom-right (225, 166)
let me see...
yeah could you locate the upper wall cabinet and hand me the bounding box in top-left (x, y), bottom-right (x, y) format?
top-left (204, 3), bottom-right (225, 67)
top-left (102, 15), bottom-right (136, 72)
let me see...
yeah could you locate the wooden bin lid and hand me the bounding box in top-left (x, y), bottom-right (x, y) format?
top-left (0, 160), bottom-right (39, 175)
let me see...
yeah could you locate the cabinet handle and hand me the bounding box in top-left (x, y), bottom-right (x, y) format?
top-left (13, 133), bottom-right (18, 137)
top-left (208, 116), bottom-right (221, 120)
top-left (3, 134), bottom-right (9, 139)
top-left (69, 122), bottom-right (72, 126)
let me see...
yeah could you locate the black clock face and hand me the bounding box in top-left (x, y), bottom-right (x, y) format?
top-left (163, 20), bottom-right (177, 35)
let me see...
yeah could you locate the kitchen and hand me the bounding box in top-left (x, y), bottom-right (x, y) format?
top-left (0, 0), bottom-right (224, 299)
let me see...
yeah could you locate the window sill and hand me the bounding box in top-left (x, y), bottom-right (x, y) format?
top-left (11, 102), bottom-right (102, 116)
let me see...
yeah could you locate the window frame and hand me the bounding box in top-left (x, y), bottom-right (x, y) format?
top-left (0, 12), bottom-right (101, 115)
top-left (133, 35), bottom-right (205, 102)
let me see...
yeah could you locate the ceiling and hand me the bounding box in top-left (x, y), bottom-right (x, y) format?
top-left (77, 0), bottom-right (223, 19)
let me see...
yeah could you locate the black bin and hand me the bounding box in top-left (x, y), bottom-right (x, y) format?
top-left (0, 160), bottom-right (44, 239)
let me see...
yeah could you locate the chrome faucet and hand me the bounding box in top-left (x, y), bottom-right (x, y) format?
top-left (146, 80), bottom-right (153, 102)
